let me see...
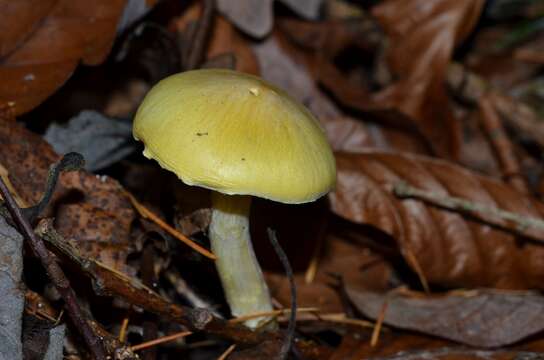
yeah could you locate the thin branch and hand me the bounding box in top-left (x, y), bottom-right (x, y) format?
top-left (228, 308), bottom-right (319, 324)
top-left (447, 63), bottom-right (544, 159)
top-left (370, 301), bottom-right (388, 347)
top-left (184, 0), bottom-right (215, 70)
top-left (280, 312), bottom-right (373, 328)
top-left (35, 219), bottom-right (329, 359)
top-left (0, 177), bottom-right (107, 360)
top-left (217, 344), bottom-right (236, 360)
top-left (267, 229), bottom-right (296, 360)
top-left (130, 331), bottom-right (192, 352)
top-left (119, 316), bottom-right (130, 342)
top-left (124, 190), bottom-right (217, 260)
top-left (393, 181), bottom-right (544, 241)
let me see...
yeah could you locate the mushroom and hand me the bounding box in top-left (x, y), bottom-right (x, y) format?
top-left (133, 69), bottom-right (336, 328)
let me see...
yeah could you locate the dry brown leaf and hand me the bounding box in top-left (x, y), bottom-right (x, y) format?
top-left (347, 288), bottom-right (544, 347)
top-left (217, 0), bottom-right (323, 38)
top-left (217, 0), bottom-right (273, 38)
top-left (56, 172), bottom-right (134, 271)
top-left (331, 151), bottom-right (544, 289)
top-left (371, 0), bottom-right (485, 158)
top-left (367, 348), bottom-right (544, 360)
top-left (207, 16), bottom-right (260, 75)
top-left (253, 35), bottom-right (342, 121)
top-left (276, 17), bottom-right (379, 113)
top-left (0, 119), bottom-right (134, 271)
top-left (173, 2), bottom-right (259, 75)
top-left (330, 333), bottom-right (453, 360)
top-left (270, 27), bottom-right (431, 156)
top-left (0, 0), bottom-right (127, 115)
top-left (265, 231), bottom-right (393, 314)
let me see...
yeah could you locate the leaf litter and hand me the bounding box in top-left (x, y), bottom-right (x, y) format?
top-left (2, 0), bottom-right (544, 359)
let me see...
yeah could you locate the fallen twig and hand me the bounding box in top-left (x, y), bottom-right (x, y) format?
top-left (35, 219), bottom-right (330, 359)
top-left (447, 63), bottom-right (544, 156)
top-left (130, 331), bottom-right (192, 352)
top-left (268, 229), bottom-right (297, 360)
top-left (25, 289), bottom-right (131, 358)
top-left (217, 344), bottom-right (236, 360)
top-left (287, 312), bottom-right (374, 329)
top-left (394, 181), bottom-right (544, 241)
top-left (119, 316), bottom-right (130, 342)
top-left (0, 176), bottom-right (107, 360)
top-left (228, 307), bottom-right (319, 324)
top-left (370, 301), bottom-right (388, 347)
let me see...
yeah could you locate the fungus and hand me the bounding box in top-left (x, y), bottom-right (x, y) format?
top-left (133, 69), bottom-right (336, 328)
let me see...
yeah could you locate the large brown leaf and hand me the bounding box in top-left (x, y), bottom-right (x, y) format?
top-left (254, 35), bottom-right (429, 155)
top-left (331, 151), bottom-right (544, 289)
top-left (371, 0), bottom-right (485, 158)
top-left (347, 288), bottom-right (544, 347)
top-left (0, 0), bottom-right (127, 115)
top-left (0, 119), bottom-right (134, 271)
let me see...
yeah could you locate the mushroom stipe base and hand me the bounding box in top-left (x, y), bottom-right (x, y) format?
top-left (209, 192), bottom-right (275, 329)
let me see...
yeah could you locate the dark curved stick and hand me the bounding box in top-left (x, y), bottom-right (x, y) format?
top-left (267, 228), bottom-right (297, 360)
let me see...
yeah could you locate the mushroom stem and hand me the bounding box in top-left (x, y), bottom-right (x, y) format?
top-left (209, 192), bottom-right (274, 329)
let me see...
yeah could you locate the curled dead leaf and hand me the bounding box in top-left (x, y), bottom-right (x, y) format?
top-left (331, 150), bottom-right (544, 289)
top-left (0, 0), bottom-right (127, 114)
top-left (347, 288), bottom-right (544, 347)
top-left (370, 0), bottom-right (485, 158)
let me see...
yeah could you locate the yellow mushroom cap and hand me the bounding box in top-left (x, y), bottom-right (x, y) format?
top-left (133, 69), bottom-right (336, 204)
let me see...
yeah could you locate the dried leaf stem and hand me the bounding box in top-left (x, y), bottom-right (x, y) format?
top-left (478, 96), bottom-right (528, 193)
top-left (130, 331), bottom-right (192, 352)
top-left (184, 0), bottom-right (215, 70)
top-left (124, 190), bottom-right (217, 260)
top-left (394, 181), bottom-right (544, 241)
top-left (370, 301), bottom-right (388, 347)
top-left (402, 247), bottom-right (430, 293)
top-left (0, 177), bottom-right (107, 360)
top-left (217, 344), bottom-right (236, 360)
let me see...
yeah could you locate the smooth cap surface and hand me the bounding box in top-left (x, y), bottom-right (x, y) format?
top-left (133, 69), bottom-right (336, 204)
